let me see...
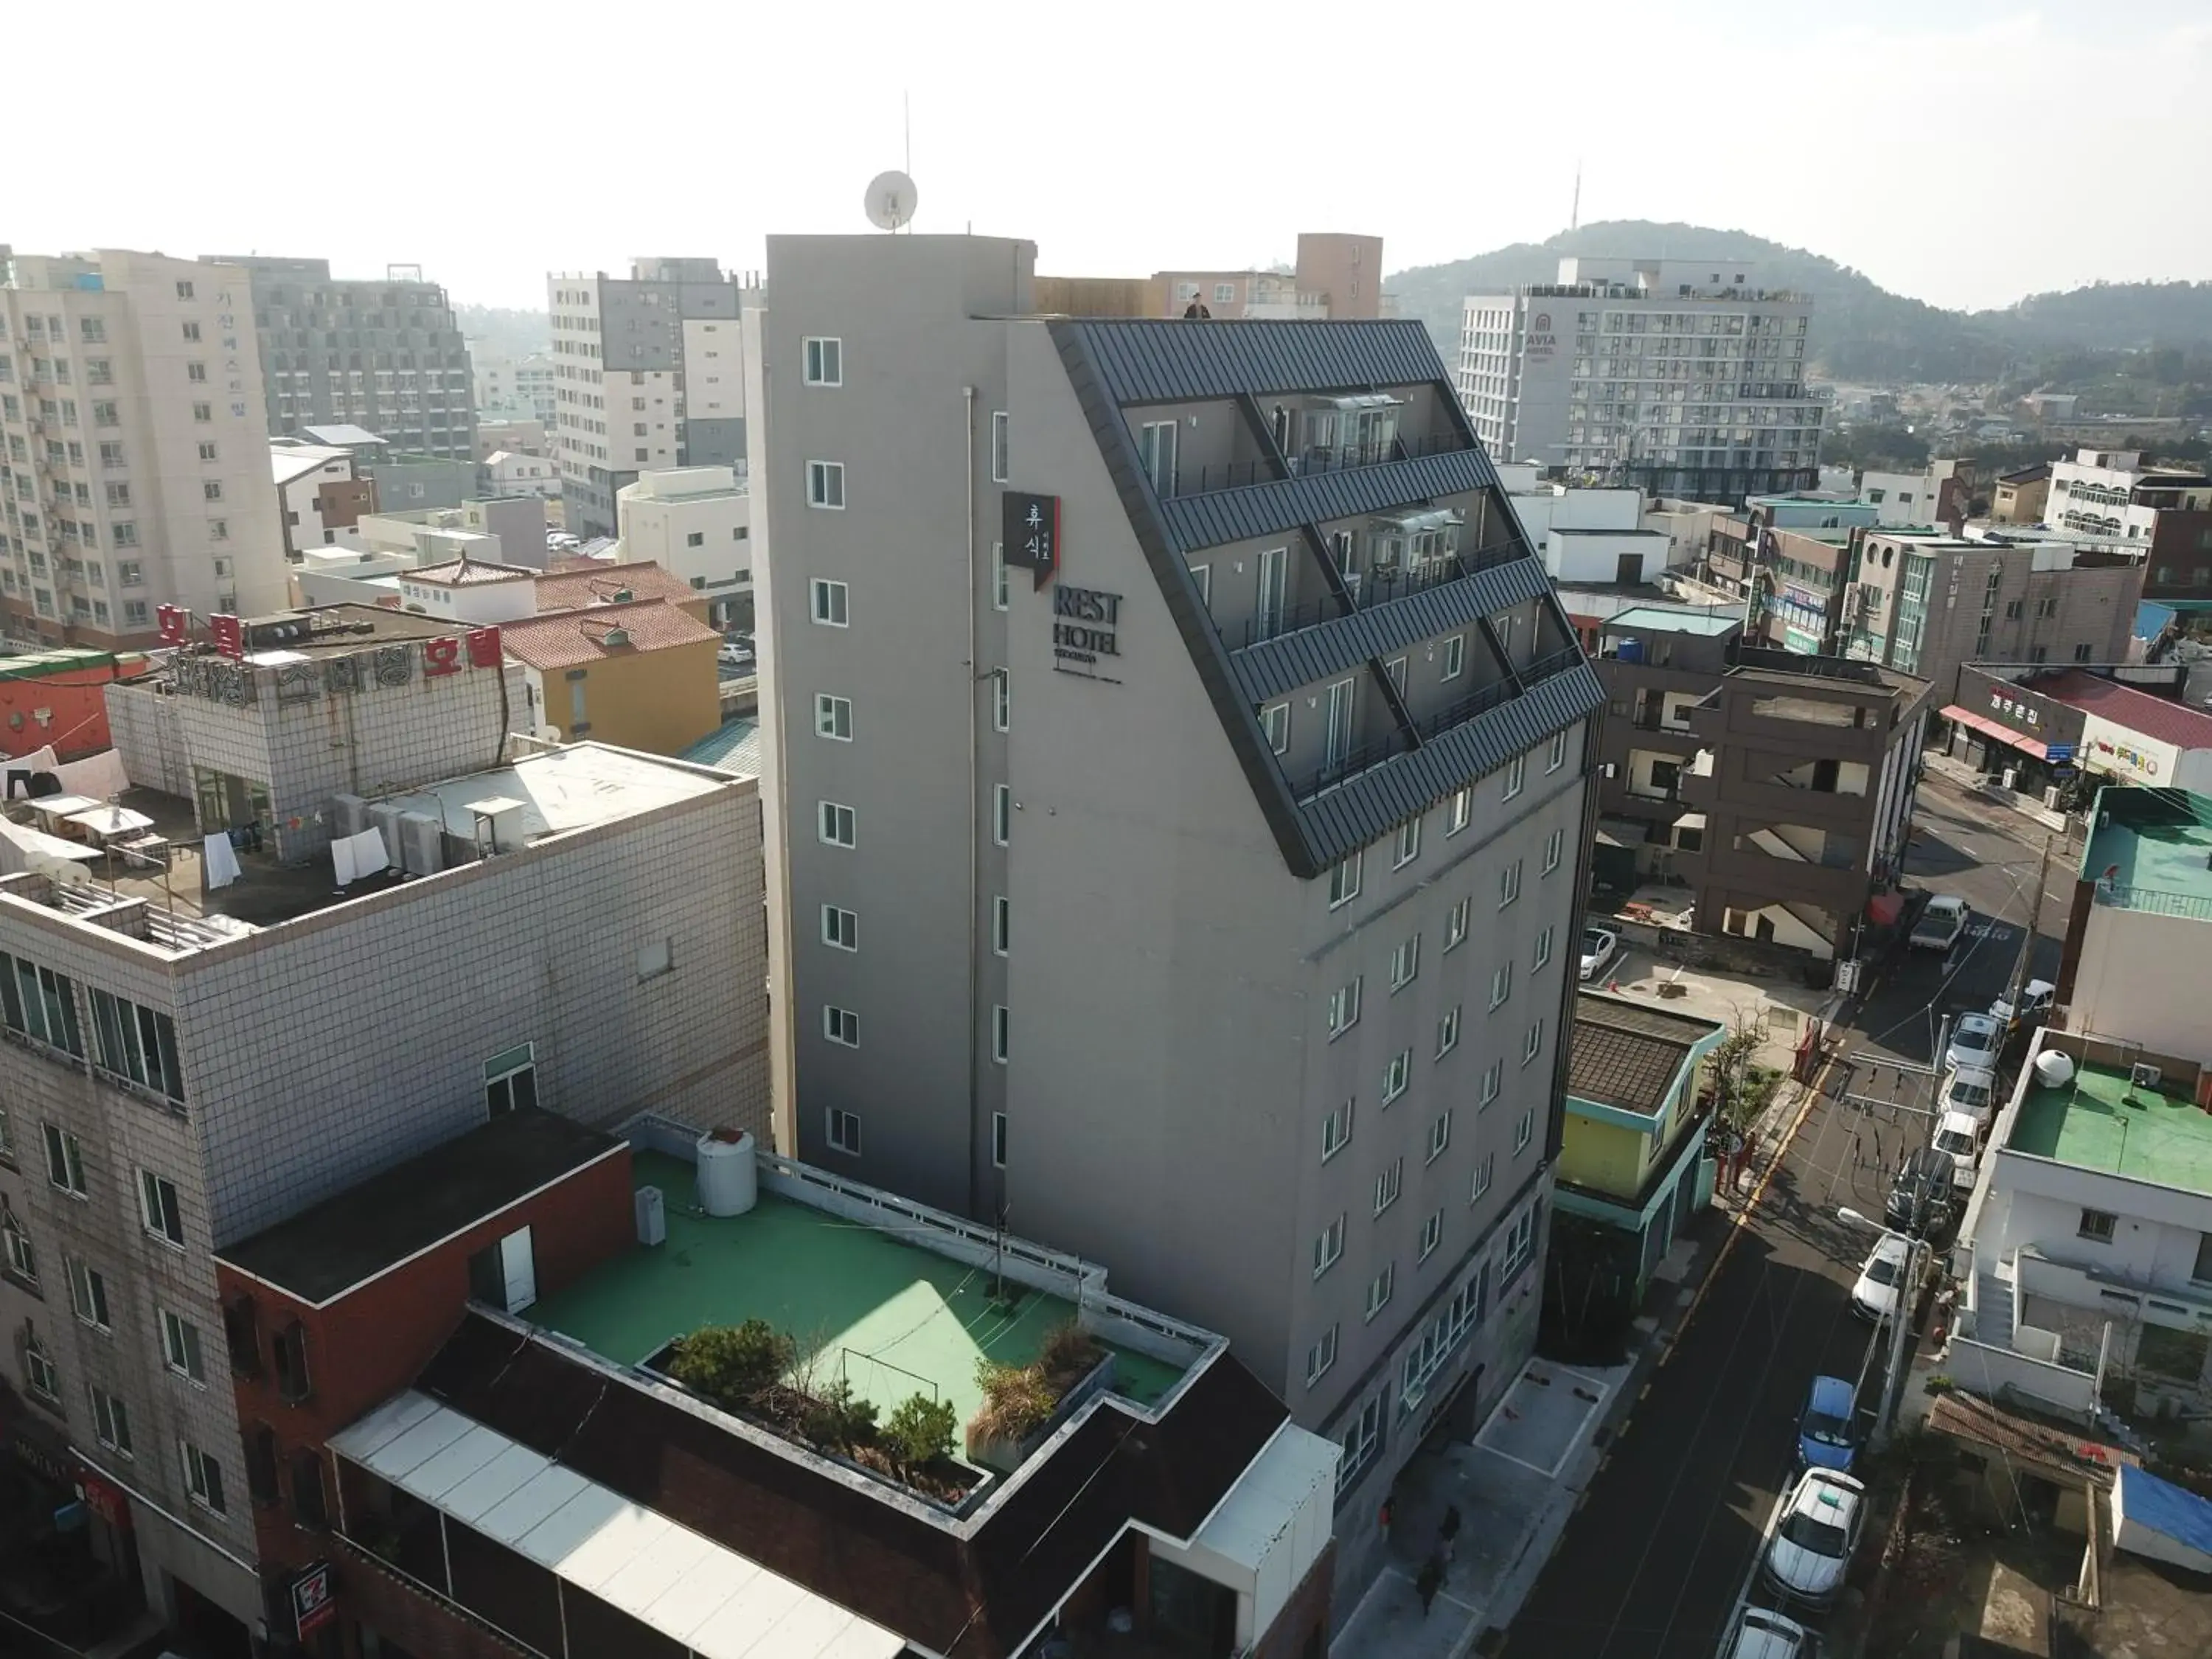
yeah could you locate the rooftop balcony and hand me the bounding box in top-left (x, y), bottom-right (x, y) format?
top-left (1155, 430), bottom-right (1473, 501)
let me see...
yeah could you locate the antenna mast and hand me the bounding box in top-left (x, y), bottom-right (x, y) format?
top-left (1571, 159), bottom-right (1582, 232)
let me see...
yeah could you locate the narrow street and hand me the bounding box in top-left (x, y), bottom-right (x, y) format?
top-left (1499, 771), bottom-right (2066, 1659)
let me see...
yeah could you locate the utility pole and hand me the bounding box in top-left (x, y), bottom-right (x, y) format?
top-left (2002, 835), bottom-right (2055, 1021)
top-left (1874, 1234), bottom-right (1924, 1447)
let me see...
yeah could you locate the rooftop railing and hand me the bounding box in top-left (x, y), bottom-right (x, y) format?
top-left (1160, 431), bottom-right (1471, 499)
top-left (2092, 880), bottom-right (2212, 922)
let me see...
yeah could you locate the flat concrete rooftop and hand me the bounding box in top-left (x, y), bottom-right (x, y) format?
top-left (527, 1153), bottom-right (1186, 1428)
top-left (2082, 788), bottom-right (2212, 919)
top-left (2008, 1061), bottom-right (2212, 1199)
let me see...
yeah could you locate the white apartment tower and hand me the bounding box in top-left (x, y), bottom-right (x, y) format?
top-left (748, 234), bottom-right (1603, 1603)
top-left (1458, 257), bottom-right (1823, 504)
top-left (0, 248), bottom-right (288, 650)
top-left (547, 259), bottom-right (753, 537)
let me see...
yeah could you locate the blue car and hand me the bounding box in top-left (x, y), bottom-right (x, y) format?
top-left (1797, 1375), bottom-right (1857, 1471)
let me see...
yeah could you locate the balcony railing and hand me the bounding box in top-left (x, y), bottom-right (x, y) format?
top-left (1160, 431), bottom-right (1472, 499)
top-left (1290, 647), bottom-right (1586, 802)
top-left (1234, 539), bottom-right (1526, 650)
top-left (2093, 880), bottom-right (2212, 922)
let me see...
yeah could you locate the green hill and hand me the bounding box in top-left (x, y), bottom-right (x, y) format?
top-left (1388, 221), bottom-right (2206, 384)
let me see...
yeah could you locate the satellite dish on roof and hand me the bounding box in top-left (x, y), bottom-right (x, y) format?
top-left (864, 170), bottom-right (918, 232)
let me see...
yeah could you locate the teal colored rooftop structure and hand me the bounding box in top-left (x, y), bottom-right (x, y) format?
top-left (2080, 786), bottom-right (2212, 921)
top-left (528, 1152), bottom-right (1187, 1430)
top-left (2009, 1060), bottom-right (2212, 1200)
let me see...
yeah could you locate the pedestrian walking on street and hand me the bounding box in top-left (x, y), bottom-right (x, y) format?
top-left (1416, 1555), bottom-right (1444, 1615)
top-left (1440, 1503), bottom-right (1462, 1562)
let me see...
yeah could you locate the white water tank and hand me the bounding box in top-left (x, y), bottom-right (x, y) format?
top-left (2034, 1049), bottom-right (2078, 1089)
top-left (635, 1184), bottom-right (666, 1246)
top-left (695, 1129), bottom-right (758, 1217)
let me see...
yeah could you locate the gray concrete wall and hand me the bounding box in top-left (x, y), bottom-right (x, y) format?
top-left (684, 416), bottom-right (747, 470)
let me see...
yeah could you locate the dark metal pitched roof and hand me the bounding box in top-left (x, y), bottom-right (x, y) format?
top-left (1157, 448), bottom-right (1503, 554)
top-left (1228, 557), bottom-right (1557, 705)
top-left (1071, 318), bottom-right (1455, 406)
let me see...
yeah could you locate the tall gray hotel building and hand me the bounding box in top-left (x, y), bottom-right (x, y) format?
top-left (747, 236), bottom-right (1602, 1596)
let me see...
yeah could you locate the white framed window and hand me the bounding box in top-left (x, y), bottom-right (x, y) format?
top-left (1548, 730), bottom-right (1568, 772)
top-left (1444, 897), bottom-right (1471, 951)
top-left (161, 1310), bottom-right (204, 1383)
top-left (88, 1385), bottom-right (131, 1457)
top-left (1363, 1263), bottom-right (1395, 1321)
top-left (992, 542), bottom-right (1009, 610)
top-left (813, 694), bottom-right (854, 741)
top-left (990, 411), bottom-right (1010, 483)
top-left (805, 460), bottom-right (846, 509)
top-left (810, 577), bottom-right (849, 627)
top-left (1338, 1392), bottom-right (1382, 1488)
top-left (1544, 827), bottom-right (1564, 874)
top-left (992, 895), bottom-right (1010, 956)
top-left (1523, 1017), bottom-right (1545, 1065)
top-left (803, 337), bottom-right (843, 386)
top-left (1374, 1158), bottom-right (1402, 1215)
top-left (1385, 655), bottom-right (1408, 696)
top-left (1382, 1049), bottom-right (1411, 1104)
top-left (1471, 1152), bottom-right (1495, 1202)
top-left (23, 1329), bottom-right (58, 1401)
top-left (1447, 787), bottom-right (1472, 835)
top-left (1437, 1006), bottom-right (1461, 1057)
top-left (992, 785), bottom-right (1012, 845)
top-left (1498, 858), bottom-right (1522, 909)
top-left (1, 1203), bottom-right (35, 1285)
top-left (1389, 935), bottom-right (1419, 992)
top-left (1441, 634), bottom-right (1467, 681)
top-left (1490, 962), bottom-right (1512, 1010)
top-left (1262, 701), bottom-right (1290, 755)
top-left (992, 667), bottom-right (1010, 731)
top-left (68, 1257), bottom-right (111, 1329)
top-left (818, 801), bottom-right (857, 848)
top-left (138, 1169), bottom-right (184, 1248)
top-left (823, 1006), bottom-right (860, 1048)
top-left (1321, 1099), bottom-right (1353, 1162)
top-left (42, 1123), bottom-right (86, 1196)
top-left (1503, 754), bottom-right (1526, 799)
top-left (1502, 1206), bottom-right (1536, 1278)
top-left (821, 905), bottom-right (858, 951)
top-left (1427, 1110), bottom-right (1453, 1164)
top-left (1312, 1214), bottom-right (1346, 1278)
top-left (1394, 818), bottom-right (1422, 868)
top-left (1214, 282), bottom-right (1236, 305)
top-left (484, 1045), bottom-right (536, 1116)
top-left (1516, 1109), bottom-right (1535, 1155)
top-left (1327, 977), bottom-right (1363, 1038)
top-left (992, 1113), bottom-right (1008, 1168)
top-left (1304, 1324), bottom-right (1338, 1387)
top-left (1481, 1060), bottom-right (1503, 1105)
top-left (1327, 852), bottom-right (1363, 909)
top-left (1419, 1209), bottom-right (1443, 1262)
top-left (992, 1004), bottom-right (1010, 1064)
top-left (1533, 926), bottom-right (1554, 970)
top-left (826, 1108), bottom-right (862, 1155)
top-left (1189, 562), bottom-right (1212, 605)
top-left (181, 1441), bottom-right (226, 1514)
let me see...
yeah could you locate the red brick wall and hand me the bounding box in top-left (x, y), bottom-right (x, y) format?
top-left (220, 1145), bottom-right (634, 1591)
top-left (0, 656), bottom-right (145, 759)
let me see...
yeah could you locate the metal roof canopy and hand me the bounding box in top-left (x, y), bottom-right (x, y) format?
top-left (1321, 392), bottom-right (1404, 411)
top-left (1372, 507), bottom-right (1463, 532)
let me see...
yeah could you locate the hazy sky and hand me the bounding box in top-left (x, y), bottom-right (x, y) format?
top-left (15, 1), bottom-right (2209, 316)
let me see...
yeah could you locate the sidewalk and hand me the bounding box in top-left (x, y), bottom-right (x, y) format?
top-left (1919, 748), bottom-right (2074, 835)
top-left (1330, 1082), bottom-right (1807, 1659)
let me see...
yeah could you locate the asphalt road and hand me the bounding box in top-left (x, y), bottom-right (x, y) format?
top-left (1500, 776), bottom-right (2065, 1659)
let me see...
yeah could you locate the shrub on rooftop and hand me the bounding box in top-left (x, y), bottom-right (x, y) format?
top-left (884, 1393), bottom-right (959, 1469)
top-left (668, 1318), bottom-right (793, 1410)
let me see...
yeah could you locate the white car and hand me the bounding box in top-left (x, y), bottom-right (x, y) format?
top-left (1931, 1110), bottom-right (1983, 1192)
top-left (717, 643), bottom-right (755, 669)
top-left (1939, 1065), bottom-right (2000, 1130)
top-left (1849, 1231), bottom-right (1914, 1323)
top-left (1909, 894), bottom-right (1969, 951)
top-left (1944, 1012), bottom-right (2004, 1073)
top-left (1764, 1469), bottom-right (1866, 1606)
top-left (1579, 927), bottom-right (1618, 982)
top-left (1725, 1605), bottom-right (1820, 1659)
top-left (1990, 978), bottom-right (2055, 1030)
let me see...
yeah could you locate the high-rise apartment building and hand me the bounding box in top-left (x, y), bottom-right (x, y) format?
top-left (547, 259), bottom-right (753, 536)
top-left (211, 257), bottom-right (476, 462)
top-left (1458, 257), bottom-right (1823, 504)
top-left (748, 234), bottom-right (1604, 1598)
top-left (0, 248), bottom-right (289, 650)
top-left (473, 349), bottom-right (557, 426)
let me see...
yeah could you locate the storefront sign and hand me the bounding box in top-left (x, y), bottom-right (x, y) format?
top-left (74, 1467), bottom-right (131, 1531)
top-left (292, 1560), bottom-right (336, 1638)
top-left (1003, 492), bottom-right (1060, 590)
top-left (1988, 687), bottom-right (2042, 727)
top-left (1051, 585), bottom-right (1122, 682)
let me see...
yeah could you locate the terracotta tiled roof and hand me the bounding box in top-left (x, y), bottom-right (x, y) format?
top-left (498, 597), bottom-right (719, 671)
top-left (533, 560), bottom-right (698, 612)
top-left (2031, 669), bottom-right (2212, 751)
top-left (408, 557), bottom-right (535, 587)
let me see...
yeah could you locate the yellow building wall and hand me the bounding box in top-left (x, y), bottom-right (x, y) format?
top-left (551, 639), bottom-right (722, 757)
top-left (1559, 1114), bottom-right (1652, 1200)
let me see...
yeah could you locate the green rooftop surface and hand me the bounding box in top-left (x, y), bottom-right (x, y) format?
top-left (2008, 1061), bottom-right (2212, 1198)
top-left (528, 1152), bottom-right (1186, 1427)
top-left (2080, 788), bottom-right (2212, 916)
top-left (1604, 606), bottom-right (1740, 637)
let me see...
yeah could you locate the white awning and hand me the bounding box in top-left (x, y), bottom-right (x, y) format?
top-left (1321, 392), bottom-right (1403, 411)
top-left (1372, 508), bottom-right (1464, 533)
top-left (331, 1392), bottom-right (904, 1659)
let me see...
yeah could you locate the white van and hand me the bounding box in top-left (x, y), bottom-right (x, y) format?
top-left (1932, 1110), bottom-right (1983, 1192)
top-left (1939, 1065), bottom-right (2000, 1130)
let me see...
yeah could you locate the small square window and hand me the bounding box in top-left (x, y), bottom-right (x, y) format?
top-left (1548, 730), bottom-right (1568, 772)
top-left (810, 578), bottom-right (849, 626)
top-left (1481, 1061), bottom-right (1502, 1105)
top-left (1328, 852), bottom-right (1363, 909)
top-left (823, 1006), bottom-right (860, 1048)
top-left (1394, 818), bottom-right (1421, 869)
top-left (1444, 897), bottom-right (1471, 951)
top-left (1327, 977), bottom-right (1362, 1039)
top-left (992, 1113), bottom-right (1008, 1168)
top-left (1419, 1210), bottom-right (1443, 1262)
top-left (2078, 1208), bottom-right (2116, 1242)
top-left (1503, 754), bottom-right (1526, 799)
top-left (1543, 828), bottom-right (1564, 874)
top-left (1437, 1006), bottom-right (1461, 1057)
top-left (1490, 962), bottom-right (1512, 1010)
top-left (806, 460), bottom-right (846, 509)
top-left (1305, 1324), bottom-right (1338, 1386)
top-left (1499, 859), bottom-right (1522, 908)
top-left (804, 338), bottom-right (843, 387)
top-left (990, 411), bottom-right (1010, 483)
top-left (818, 801), bottom-right (857, 847)
top-left (826, 1107), bottom-right (862, 1154)
top-left (1427, 1110), bottom-right (1452, 1164)
top-left (1514, 1109), bottom-right (1534, 1152)
top-left (1523, 1017), bottom-right (1545, 1065)
top-left (1312, 1214), bottom-right (1345, 1277)
top-left (992, 895), bottom-right (1010, 956)
top-left (821, 905), bottom-right (859, 951)
top-left (1321, 1100), bottom-right (1353, 1162)
top-left (1389, 935), bottom-right (1419, 992)
top-left (1382, 1048), bottom-right (1411, 1104)
top-left (1374, 1158), bottom-right (1402, 1215)
top-left (815, 693), bottom-right (853, 741)
top-left (993, 785), bottom-right (1012, 846)
top-left (992, 1004), bottom-right (1010, 1064)
top-left (138, 1169), bottom-right (184, 1248)
top-left (1363, 1263), bottom-right (1394, 1320)
top-left (1533, 926), bottom-right (1554, 970)
top-left (161, 1310), bottom-right (204, 1383)
top-left (1471, 1152), bottom-right (1495, 1202)
top-left (1447, 787), bottom-right (1473, 835)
